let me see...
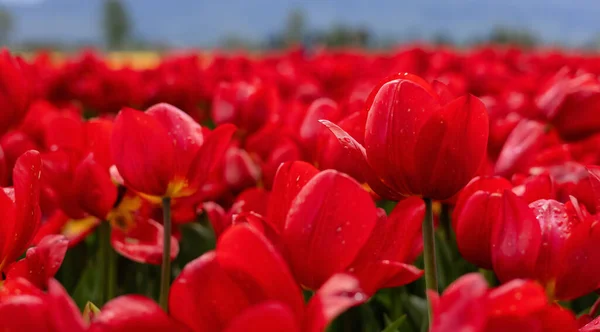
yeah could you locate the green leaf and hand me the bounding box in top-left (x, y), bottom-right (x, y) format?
top-left (72, 259), bottom-right (101, 309)
top-left (381, 315), bottom-right (407, 332)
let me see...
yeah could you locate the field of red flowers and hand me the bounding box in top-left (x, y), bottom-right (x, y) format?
top-left (1, 46), bottom-right (600, 331)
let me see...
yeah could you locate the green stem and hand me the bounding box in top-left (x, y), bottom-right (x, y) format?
top-left (107, 233), bottom-right (117, 301)
top-left (423, 197), bottom-right (438, 325)
top-left (159, 196), bottom-right (172, 312)
top-left (98, 222), bottom-right (109, 305)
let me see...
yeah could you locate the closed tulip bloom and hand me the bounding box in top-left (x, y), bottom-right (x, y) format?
top-left (321, 73), bottom-right (489, 200)
top-left (452, 176), bottom-right (512, 269)
top-left (490, 191), bottom-right (600, 300)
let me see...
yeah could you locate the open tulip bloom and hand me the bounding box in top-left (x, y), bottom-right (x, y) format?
top-left (4, 48), bottom-right (600, 332)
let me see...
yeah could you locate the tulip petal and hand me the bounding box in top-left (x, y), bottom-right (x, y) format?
top-left (73, 154), bottom-right (117, 220)
top-left (223, 302), bottom-right (300, 332)
top-left (491, 191), bottom-right (542, 282)
top-left (6, 235), bottom-right (68, 289)
top-left (415, 95), bottom-right (489, 199)
top-left (319, 119), bottom-right (402, 200)
top-left (187, 123), bottom-right (237, 193)
top-left (169, 251), bottom-right (251, 332)
top-left (495, 120), bottom-right (546, 177)
top-left (305, 274), bottom-right (367, 332)
top-left (2, 150), bottom-right (42, 270)
top-left (487, 279), bottom-right (547, 317)
top-left (90, 295), bottom-right (185, 332)
top-left (283, 170), bottom-right (378, 290)
top-left (46, 279), bottom-right (87, 332)
top-left (266, 161), bottom-right (319, 233)
top-left (112, 108), bottom-right (175, 197)
top-left (84, 118), bottom-right (114, 169)
top-left (147, 103), bottom-right (204, 178)
top-left (456, 191), bottom-right (502, 269)
top-left (217, 224), bottom-right (305, 318)
top-left (430, 273), bottom-right (489, 332)
top-left (110, 218), bottom-right (179, 265)
top-left (452, 176), bottom-right (513, 230)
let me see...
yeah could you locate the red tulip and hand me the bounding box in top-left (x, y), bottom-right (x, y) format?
top-left (252, 161), bottom-right (423, 293)
top-left (0, 150), bottom-right (42, 273)
top-left (168, 224), bottom-right (366, 332)
top-left (535, 68), bottom-right (600, 140)
top-left (430, 273), bottom-right (577, 332)
top-left (316, 111), bottom-right (367, 183)
top-left (490, 191), bottom-right (600, 300)
top-left (321, 73), bottom-right (489, 200)
top-left (452, 176), bottom-right (512, 269)
top-left (211, 80), bottom-right (278, 134)
top-left (111, 103), bottom-right (236, 199)
top-left (0, 50), bottom-right (31, 135)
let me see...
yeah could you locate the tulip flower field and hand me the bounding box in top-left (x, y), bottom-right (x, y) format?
top-left (3, 46), bottom-right (600, 331)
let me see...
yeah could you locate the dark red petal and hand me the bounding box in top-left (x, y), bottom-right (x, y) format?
top-left (452, 175), bottom-right (513, 230)
top-left (491, 191), bottom-right (542, 282)
top-left (528, 199), bottom-right (574, 284)
top-left (554, 216), bottom-right (600, 300)
top-left (316, 111), bottom-right (367, 182)
top-left (353, 260), bottom-right (423, 295)
top-left (46, 279), bottom-right (87, 332)
top-left (2, 150), bottom-right (42, 269)
top-left (455, 191), bottom-right (502, 269)
top-left (0, 295), bottom-right (52, 331)
top-left (415, 95), bottom-right (489, 199)
top-left (111, 108), bottom-right (174, 197)
top-left (495, 120), bottom-right (546, 177)
top-left (147, 103), bottom-right (204, 179)
top-left (217, 224), bottom-right (304, 318)
top-left (90, 295), bottom-right (186, 332)
top-left (299, 98), bottom-right (341, 158)
top-left (363, 77), bottom-right (440, 197)
top-left (487, 279), bottom-right (547, 317)
top-left (110, 218), bottom-right (179, 265)
top-left (319, 119), bottom-right (402, 200)
top-left (6, 235), bottom-right (68, 289)
top-left (430, 273), bottom-right (489, 332)
top-left (0, 277), bottom-right (43, 299)
top-left (283, 170), bottom-right (378, 290)
top-left (84, 118), bottom-right (114, 170)
top-left (187, 123), bottom-right (237, 194)
top-left (581, 316), bottom-right (600, 332)
top-left (0, 186), bottom-right (16, 271)
top-left (200, 202), bottom-right (228, 238)
top-left (223, 302), bottom-right (300, 332)
top-left (304, 274), bottom-right (367, 332)
top-left (266, 161), bottom-right (319, 233)
top-left (169, 252), bottom-right (251, 332)
top-left (73, 154), bottom-right (117, 220)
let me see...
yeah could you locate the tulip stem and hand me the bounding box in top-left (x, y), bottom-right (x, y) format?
top-left (98, 222), bottom-right (117, 304)
top-left (97, 222), bottom-right (108, 305)
top-left (159, 196), bottom-right (172, 312)
top-left (423, 197), bottom-right (438, 325)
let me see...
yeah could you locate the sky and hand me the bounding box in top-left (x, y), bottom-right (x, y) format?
top-left (2, 0), bottom-right (600, 47)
